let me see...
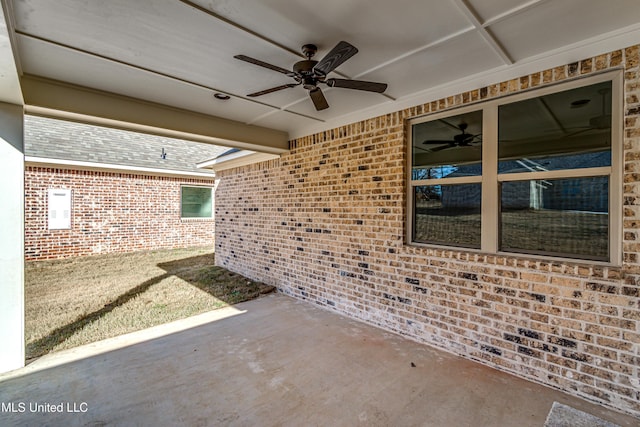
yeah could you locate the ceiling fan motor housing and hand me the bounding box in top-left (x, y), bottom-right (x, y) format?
top-left (293, 59), bottom-right (322, 89)
top-left (293, 59), bottom-right (318, 75)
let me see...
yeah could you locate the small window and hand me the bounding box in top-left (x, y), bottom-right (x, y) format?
top-left (411, 109), bottom-right (483, 249)
top-left (181, 186), bottom-right (213, 218)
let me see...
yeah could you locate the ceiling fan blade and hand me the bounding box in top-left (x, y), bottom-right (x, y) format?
top-left (423, 140), bottom-right (455, 145)
top-left (313, 41), bottom-right (358, 76)
top-left (247, 83), bottom-right (298, 97)
top-left (326, 78), bottom-right (387, 93)
top-left (440, 119), bottom-right (465, 131)
top-left (430, 144), bottom-right (454, 152)
top-left (234, 55), bottom-right (294, 76)
top-left (309, 87), bottom-right (329, 111)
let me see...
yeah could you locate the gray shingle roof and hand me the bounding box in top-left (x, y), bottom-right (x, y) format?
top-left (24, 115), bottom-right (227, 175)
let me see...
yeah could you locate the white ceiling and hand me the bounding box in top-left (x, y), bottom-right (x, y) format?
top-left (4, 0), bottom-right (640, 141)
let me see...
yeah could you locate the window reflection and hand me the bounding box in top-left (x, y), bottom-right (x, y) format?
top-left (412, 110), bottom-right (483, 179)
top-left (500, 177), bottom-right (608, 260)
top-left (498, 81), bottom-right (611, 173)
top-left (414, 184), bottom-right (481, 248)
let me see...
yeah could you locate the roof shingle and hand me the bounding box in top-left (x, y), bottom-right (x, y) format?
top-left (24, 115), bottom-right (227, 175)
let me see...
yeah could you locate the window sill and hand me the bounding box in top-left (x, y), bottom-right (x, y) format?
top-left (406, 241), bottom-right (621, 269)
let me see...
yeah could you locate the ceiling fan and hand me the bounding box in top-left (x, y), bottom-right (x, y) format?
top-left (422, 123), bottom-right (481, 152)
top-left (234, 41), bottom-right (388, 111)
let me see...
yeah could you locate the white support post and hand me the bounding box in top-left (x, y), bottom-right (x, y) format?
top-left (0, 102), bottom-right (24, 373)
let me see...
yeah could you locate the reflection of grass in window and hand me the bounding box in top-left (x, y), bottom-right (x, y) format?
top-left (501, 209), bottom-right (608, 259)
top-left (414, 203), bottom-right (481, 247)
top-left (414, 205), bottom-right (608, 258)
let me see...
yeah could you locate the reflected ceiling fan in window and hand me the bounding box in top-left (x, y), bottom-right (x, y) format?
top-left (422, 123), bottom-right (482, 152)
top-left (234, 41), bottom-right (388, 111)
top-left (564, 87), bottom-right (612, 138)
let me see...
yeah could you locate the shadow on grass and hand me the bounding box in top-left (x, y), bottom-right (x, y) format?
top-left (27, 253), bottom-right (274, 360)
top-left (26, 272), bottom-right (171, 360)
top-left (157, 254), bottom-right (275, 304)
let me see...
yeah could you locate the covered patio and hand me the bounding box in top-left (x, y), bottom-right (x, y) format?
top-left (1, 0), bottom-right (640, 423)
top-left (0, 294), bottom-right (637, 426)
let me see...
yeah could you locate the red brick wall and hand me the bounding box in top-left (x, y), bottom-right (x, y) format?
top-left (25, 166), bottom-right (215, 260)
top-left (215, 45), bottom-right (640, 417)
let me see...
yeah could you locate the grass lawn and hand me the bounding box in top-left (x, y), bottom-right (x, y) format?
top-left (25, 247), bottom-right (274, 361)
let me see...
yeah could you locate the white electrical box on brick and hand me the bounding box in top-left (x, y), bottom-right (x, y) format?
top-left (48, 188), bottom-right (71, 230)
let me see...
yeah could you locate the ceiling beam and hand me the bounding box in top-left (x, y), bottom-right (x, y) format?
top-left (452, 0), bottom-right (513, 65)
top-left (177, 0), bottom-right (303, 59)
top-left (483, 0), bottom-right (549, 27)
top-left (21, 75), bottom-right (289, 154)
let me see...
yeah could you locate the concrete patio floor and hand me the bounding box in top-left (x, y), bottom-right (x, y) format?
top-left (0, 293), bottom-right (637, 426)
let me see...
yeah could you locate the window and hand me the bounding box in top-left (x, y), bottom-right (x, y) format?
top-left (411, 109), bottom-right (483, 249)
top-left (181, 186), bottom-right (213, 218)
top-left (408, 72), bottom-right (622, 263)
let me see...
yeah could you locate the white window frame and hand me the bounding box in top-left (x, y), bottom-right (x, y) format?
top-left (407, 70), bottom-right (623, 265)
top-left (180, 185), bottom-right (214, 219)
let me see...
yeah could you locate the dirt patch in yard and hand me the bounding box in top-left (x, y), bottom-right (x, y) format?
top-left (25, 247), bottom-right (274, 361)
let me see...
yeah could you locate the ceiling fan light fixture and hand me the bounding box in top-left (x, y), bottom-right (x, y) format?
top-left (570, 98), bottom-right (590, 108)
top-left (303, 76), bottom-right (318, 90)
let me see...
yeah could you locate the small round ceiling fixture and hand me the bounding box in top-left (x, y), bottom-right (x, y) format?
top-left (214, 93), bottom-right (231, 100)
top-left (570, 98), bottom-right (590, 108)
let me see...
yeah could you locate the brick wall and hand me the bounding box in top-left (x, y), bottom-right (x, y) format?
top-left (215, 45), bottom-right (640, 417)
top-left (25, 166), bottom-right (216, 260)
